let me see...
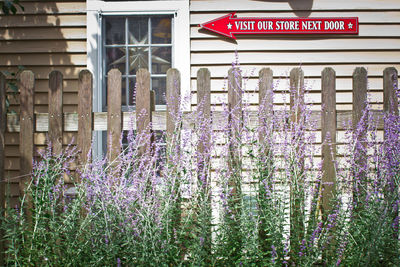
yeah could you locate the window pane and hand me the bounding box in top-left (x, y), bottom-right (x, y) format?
top-left (151, 17), bottom-right (171, 44)
top-left (151, 47), bottom-right (171, 74)
top-left (106, 47), bottom-right (126, 74)
top-left (128, 17), bottom-right (148, 45)
top-left (152, 77), bottom-right (166, 106)
top-left (128, 46), bottom-right (149, 75)
top-left (105, 17), bottom-right (125, 45)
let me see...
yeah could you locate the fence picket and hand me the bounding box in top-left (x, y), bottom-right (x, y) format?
top-left (78, 70), bottom-right (93, 165)
top-left (0, 72), bottom-right (5, 266)
top-left (197, 68), bottom-right (211, 178)
top-left (383, 67), bottom-right (399, 236)
top-left (150, 89), bottom-right (155, 145)
top-left (353, 67), bottom-right (368, 128)
top-left (228, 67), bottom-right (243, 186)
top-left (228, 67), bottom-right (242, 193)
top-left (19, 70), bottom-right (35, 222)
top-left (166, 68), bottom-right (180, 139)
top-left (165, 68), bottom-right (183, 255)
top-left (196, 68), bottom-right (212, 258)
top-left (259, 67), bottom-right (273, 142)
top-left (136, 69), bottom-right (152, 155)
top-left (48, 71), bottom-right (63, 155)
top-left (258, 67), bottom-right (274, 252)
top-left (290, 68), bottom-right (305, 123)
top-left (383, 67), bottom-right (399, 115)
top-left (107, 69), bottom-right (122, 161)
top-left (321, 67), bottom-right (337, 216)
top-left (289, 67), bottom-right (305, 263)
top-left (352, 67), bottom-right (368, 204)
top-left (227, 67), bottom-right (243, 259)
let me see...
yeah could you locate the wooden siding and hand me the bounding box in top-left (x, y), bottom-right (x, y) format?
top-left (0, 1), bottom-right (85, 202)
top-left (190, 0), bottom-right (400, 111)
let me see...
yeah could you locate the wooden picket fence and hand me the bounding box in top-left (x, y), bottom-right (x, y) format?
top-left (0, 66), bottom-right (398, 236)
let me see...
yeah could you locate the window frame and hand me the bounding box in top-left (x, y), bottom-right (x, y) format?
top-left (87, 0), bottom-right (190, 157)
top-left (102, 15), bottom-right (174, 109)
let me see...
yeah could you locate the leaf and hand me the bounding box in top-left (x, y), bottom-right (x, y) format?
top-left (10, 5), bottom-right (16, 15)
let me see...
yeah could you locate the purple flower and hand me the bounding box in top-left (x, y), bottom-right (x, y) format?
top-left (199, 236), bottom-right (204, 246)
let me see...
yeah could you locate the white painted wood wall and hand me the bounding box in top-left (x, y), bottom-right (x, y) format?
top-left (190, 0), bottom-right (400, 111)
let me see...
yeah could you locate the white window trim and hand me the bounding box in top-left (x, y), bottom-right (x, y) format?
top-left (87, 0), bottom-right (190, 157)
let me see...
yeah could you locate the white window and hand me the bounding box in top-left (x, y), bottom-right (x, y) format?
top-left (104, 15), bottom-right (173, 107)
top-left (87, 0), bottom-right (190, 156)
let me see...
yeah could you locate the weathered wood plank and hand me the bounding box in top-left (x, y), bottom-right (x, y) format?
top-left (289, 67), bottom-right (305, 264)
top-left (5, 109), bottom-right (388, 133)
top-left (258, 68), bottom-right (274, 143)
top-left (290, 68), bottom-right (305, 123)
top-left (382, 66), bottom-right (400, 243)
top-left (78, 70), bottom-right (92, 164)
top-left (352, 67), bottom-right (368, 204)
top-left (48, 71), bottom-right (63, 155)
top-left (166, 68), bottom-right (181, 139)
top-left (383, 67), bottom-right (399, 237)
top-left (196, 68), bottom-right (212, 258)
top-left (165, 68), bottom-right (182, 256)
top-left (321, 67), bottom-right (337, 215)
top-left (227, 67), bottom-right (243, 260)
top-left (166, 68), bottom-right (181, 167)
top-left (19, 70), bottom-right (34, 220)
top-left (383, 67), bottom-right (399, 116)
top-left (228, 67), bottom-right (243, 185)
top-left (150, 90), bottom-right (155, 145)
top-left (0, 72), bottom-right (5, 266)
top-left (107, 69), bottom-right (122, 161)
top-left (136, 69), bottom-right (151, 155)
top-left (353, 68), bottom-right (368, 129)
top-left (258, 67), bottom-right (274, 253)
top-left (0, 72), bottom-right (5, 195)
top-left (197, 68), bottom-right (211, 172)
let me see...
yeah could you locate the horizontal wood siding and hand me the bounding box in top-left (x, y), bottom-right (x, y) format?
top-left (0, 0), bottom-right (85, 199)
top-left (190, 0), bottom-right (400, 111)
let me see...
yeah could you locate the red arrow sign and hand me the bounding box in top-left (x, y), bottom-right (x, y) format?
top-left (200, 13), bottom-right (358, 39)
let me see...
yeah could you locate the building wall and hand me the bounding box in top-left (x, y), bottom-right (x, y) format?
top-left (189, 0), bottom-right (400, 187)
top-left (1, 0), bottom-right (400, 201)
top-left (0, 1), bottom-right (86, 203)
top-left (190, 0), bottom-right (400, 111)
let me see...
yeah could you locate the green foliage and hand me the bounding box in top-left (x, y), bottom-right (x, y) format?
top-left (0, 69), bottom-right (399, 266)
